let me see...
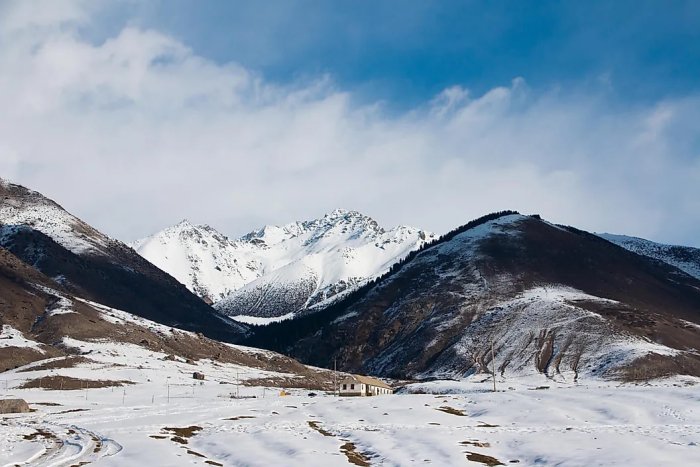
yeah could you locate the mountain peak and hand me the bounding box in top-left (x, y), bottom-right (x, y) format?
top-left (133, 209), bottom-right (435, 319)
top-left (323, 208), bottom-right (371, 221)
top-left (325, 208), bottom-right (360, 218)
top-left (175, 219), bottom-right (195, 228)
top-left (164, 219), bottom-right (221, 237)
top-left (0, 179), bottom-right (114, 256)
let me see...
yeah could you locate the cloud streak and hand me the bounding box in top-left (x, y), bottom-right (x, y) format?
top-left (0, 1), bottom-right (698, 246)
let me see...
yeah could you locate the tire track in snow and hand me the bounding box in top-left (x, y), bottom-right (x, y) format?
top-left (2, 421), bottom-right (122, 467)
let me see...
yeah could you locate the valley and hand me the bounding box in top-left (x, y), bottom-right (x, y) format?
top-left (2, 178), bottom-right (700, 465)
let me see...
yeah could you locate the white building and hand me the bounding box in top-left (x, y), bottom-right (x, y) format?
top-left (339, 375), bottom-right (393, 396)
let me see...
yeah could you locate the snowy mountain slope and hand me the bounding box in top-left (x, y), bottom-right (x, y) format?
top-left (250, 212), bottom-right (700, 381)
top-left (130, 220), bottom-right (261, 303)
top-left (599, 233), bottom-right (700, 280)
top-left (0, 178), bottom-right (115, 256)
top-left (132, 209), bottom-right (436, 320)
top-left (0, 242), bottom-right (334, 390)
top-left (0, 179), bottom-right (247, 341)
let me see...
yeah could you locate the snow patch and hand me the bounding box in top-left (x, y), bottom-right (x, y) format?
top-left (0, 325), bottom-right (45, 353)
top-left (231, 312), bottom-right (297, 326)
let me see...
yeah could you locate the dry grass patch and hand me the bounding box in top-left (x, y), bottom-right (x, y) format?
top-left (55, 408), bottom-right (88, 415)
top-left (307, 420), bottom-right (333, 437)
top-left (23, 428), bottom-right (57, 441)
top-left (466, 451), bottom-right (504, 466)
top-left (436, 405), bottom-right (466, 416)
top-left (161, 425), bottom-right (202, 445)
top-left (243, 375), bottom-right (333, 390)
top-left (461, 440), bottom-right (491, 448)
top-left (340, 441), bottom-right (371, 466)
top-left (20, 375), bottom-right (133, 390)
top-left (223, 415), bottom-right (256, 421)
top-left (187, 449), bottom-right (206, 458)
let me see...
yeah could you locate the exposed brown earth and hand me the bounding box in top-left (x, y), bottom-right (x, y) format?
top-left (307, 420), bottom-right (333, 437)
top-left (23, 428), bottom-right (57, 441)
top-left (0, 347), bottom-right (58, 373)
top-left (618, 352), bottom-right (700, 381)
top-left (340, 441), bottom-right (371, 466)
top-left (19, 375), bottom-right (134, 390)
top-left (243, 372), bottom-right (337, 391)
top-left (466, 451), bottom-right (504, 466)
top-left (223, 415), bottom-right (256, 421)
top-left (461, 440), bottom-right (491, 448)
top-left (162, 425), bottom-right (202, 439)
top-left (436, 406), bottom-right (466, 416)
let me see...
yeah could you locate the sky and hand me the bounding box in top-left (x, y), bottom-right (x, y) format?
top-left (0, 0), bottom-right (698, 246)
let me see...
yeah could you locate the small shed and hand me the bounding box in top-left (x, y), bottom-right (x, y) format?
top-left (339, 375), bottom-right (393, 396)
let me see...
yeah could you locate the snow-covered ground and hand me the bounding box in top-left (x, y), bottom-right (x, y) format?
top-left (2, 351), bottom-right (699, 466)
top-left (0, 326), bottom-right (46, 354)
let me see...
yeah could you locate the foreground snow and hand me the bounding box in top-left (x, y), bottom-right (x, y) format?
top-left (1, 359), bottom-right (699, 466)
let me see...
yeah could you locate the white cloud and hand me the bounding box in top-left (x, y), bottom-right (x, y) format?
top-left (0, 1), bottom-right (698, 246)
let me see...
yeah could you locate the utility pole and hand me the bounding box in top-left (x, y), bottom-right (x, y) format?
top-left (491, 339), bottom-right (497, 393)
top-left (236, 371), bottom-right (239, 399)
top-left (334, 358), bottom-right (337, 397)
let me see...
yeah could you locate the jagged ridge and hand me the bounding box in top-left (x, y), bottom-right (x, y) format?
top-left (132, 209), bottom-right (436, 322)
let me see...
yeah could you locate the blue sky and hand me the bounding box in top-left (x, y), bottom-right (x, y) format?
top-left (131, 0), bottom-right (700, 108)
top-left (1, 0), bottom-right (699, 246)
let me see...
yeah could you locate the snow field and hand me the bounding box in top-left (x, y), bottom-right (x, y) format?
top-left (2, 350), bottom-right (699, 467)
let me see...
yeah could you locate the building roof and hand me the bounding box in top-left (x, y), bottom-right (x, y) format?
top-left (341, 374), bottom-right (392, 390)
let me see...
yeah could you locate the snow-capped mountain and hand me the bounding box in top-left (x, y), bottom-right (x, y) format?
top-left (0, 178), bottom-right (247, 341)
top-left (132, 209), bottom-right (436, 321)
top-left (0, 178), bottom-right (116, 257)
top-left (599, 233), bottom-right (700, 280)
top-left (130, 220), bottom-right (259, 303)
top-left (250, 212), bottom-right (700, 381)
